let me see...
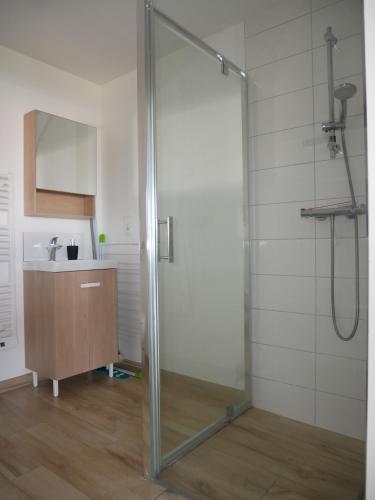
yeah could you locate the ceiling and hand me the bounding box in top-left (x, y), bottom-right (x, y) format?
top-left (0, 0), bottom-right (248, 84)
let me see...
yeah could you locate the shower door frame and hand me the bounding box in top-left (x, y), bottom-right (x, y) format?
top-left (137, 0), bottom-right (251, 479)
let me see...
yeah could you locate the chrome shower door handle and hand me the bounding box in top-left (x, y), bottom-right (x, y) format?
top-left (158, 216), bottom-right (174, 263)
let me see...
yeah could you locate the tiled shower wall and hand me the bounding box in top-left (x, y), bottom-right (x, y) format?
top-left (245, 0), bottom-right (367, 439)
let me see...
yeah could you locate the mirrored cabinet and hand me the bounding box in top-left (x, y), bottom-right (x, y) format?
top-left (24, 110), bottom-right (97, 218)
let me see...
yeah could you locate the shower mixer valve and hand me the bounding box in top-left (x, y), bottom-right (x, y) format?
top-left (321, 121), bottom-right (345, 132)
top-left (321, 121), bottom-right (345, 158)
top-left (327, 133), bottom-right (342, 158)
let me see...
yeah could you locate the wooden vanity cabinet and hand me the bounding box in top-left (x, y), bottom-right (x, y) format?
top-left (24, 269), bottom-right (118, 383)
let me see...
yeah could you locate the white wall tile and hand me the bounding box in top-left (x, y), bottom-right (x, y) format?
top-left (315, 197), bottom-right (368, 238)
top-left (312, 0), bottom-right (363, 48)
top-left (250, 88), bottom-right (313, 136)
top-left (316, 391), bottom-right (367, 439)
top-left (251, 239), bottom-right (315, 276)
top-left (252, 344), bottom-right (315, 389)
top-left (251, 275), bottom-right (315, 314)
top-left (246, 15), bottom-right (311, 70)
top-left (314, 116), bottom-right (365, 162)
top-left (249, 125), bottom-right (314, 170)
top-left (250, 163), bottom-right (315, 205)
top-left (250, 202), bottom-right (315, 240)
top-left (316, 353), bottom-right (367, 399)
top-left (317, 315), bottom-right (367, 360)
top-left (252, 377), bottom-right (315, 424)
top-left (312, 0), bottom-right (339, 11)
top-left (315, 155), bottom-right (366, 200)
top-left (314, 73), bottom-right (364, 124)
top-left (252, 309), bottom-right (315, 351)
top-left (313, 35), bottom-right (363, 85)
top-left (316, 237), bottom-right (368, 278)
top-left (316, 277), bottom-right (368, 319)
top-left (249, 52), bottom-right (312, 103)
top-left (246, 0), bottom-right (367, 439)
top-left (245, 0), bottom-right (311, 38)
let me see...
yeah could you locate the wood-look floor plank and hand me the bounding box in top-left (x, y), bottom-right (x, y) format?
top-left (236, 409), bottom-right (365, 463)
top-left (156, 492), bottom-right (185, 500)
top-left (162, 443), bottom-right (273, 500)
top-left (160, 371), bottom-right (244, 456)
top-left (0, 472), bottom-right (32, 500)
top-left (262, 476), bottom-right (346, 500)
top-left (205, 425), bottom-right (362, 500)
top-left (0, 371), bottom-right (366, 500)
top-left (13, 466), bottom-right (90, 500)
top-left (25, 422), bottom-right (142, 498)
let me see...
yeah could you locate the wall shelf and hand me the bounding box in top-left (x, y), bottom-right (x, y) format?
top-left (24, 111), bottom-right (95, 219)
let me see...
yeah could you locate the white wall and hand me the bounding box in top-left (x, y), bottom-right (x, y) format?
top-left (0, 45), bottom-right (101, 381)
top-left (364, 0), bottom-right (375, 496)
top-left (100, 70), bottom-right (143, 363)
top-left (246, 0), bottom-right (367, 439)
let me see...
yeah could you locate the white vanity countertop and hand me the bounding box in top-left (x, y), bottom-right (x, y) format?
top-left (23, 259), bottom-right (118, 272)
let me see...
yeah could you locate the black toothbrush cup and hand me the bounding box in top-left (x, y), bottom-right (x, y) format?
top-left (67, 239), bottom-right (79, 260)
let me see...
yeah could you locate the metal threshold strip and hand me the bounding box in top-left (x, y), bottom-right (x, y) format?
top-left (301, 203), bottom-right (367, 219)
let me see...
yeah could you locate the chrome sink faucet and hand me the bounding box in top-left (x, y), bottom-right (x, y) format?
top-left (48, 236), bottom-right (63, 261)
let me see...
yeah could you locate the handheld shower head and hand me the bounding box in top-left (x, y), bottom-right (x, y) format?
top-left (334, 83), bottom-right (357, 101)
top-left (334, 83), bottom-right (357, 122)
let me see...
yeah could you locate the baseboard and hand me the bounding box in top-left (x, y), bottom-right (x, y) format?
top-left (0, 373), bottom-right (32, 394)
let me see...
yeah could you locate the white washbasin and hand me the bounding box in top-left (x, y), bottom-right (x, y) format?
top-left (23, 259), bottom-right (117, 272)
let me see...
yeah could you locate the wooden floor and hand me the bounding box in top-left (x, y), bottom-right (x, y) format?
top-left (0, 372), bottom-right (177, 500)
top-left (161, 408), bottom-right (365, 500)
top-left (0, 371), bottom-right (365, 500)
top-left (160, 371), bottom-right (244, 455)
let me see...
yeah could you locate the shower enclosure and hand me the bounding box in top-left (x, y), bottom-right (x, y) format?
top-left (138, 1), bottom-right (250, 477)
top-left (138, 1), bottom-right (368, 493)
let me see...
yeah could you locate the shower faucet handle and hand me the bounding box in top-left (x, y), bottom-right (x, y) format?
top-left (327, 138), bottom-right (342, 159)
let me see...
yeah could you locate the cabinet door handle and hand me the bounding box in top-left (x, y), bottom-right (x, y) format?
top-left (80, 282), bottom-right (101, 288)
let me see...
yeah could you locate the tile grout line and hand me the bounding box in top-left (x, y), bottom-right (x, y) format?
top-left (253, 375), bottom-right (366, 403)
top-left (247, 185), bottom-right (366, 207)
top-left (244, 0), bottom-right (348, 43)
top-left (245, 12), bottom-right (311, 42)
top-left (251, 305), bottom-right (367, 322)
top-left (248, 72), bottom-right (363, 105)
top-left (249, 150), bottom-right (366, 174)
top-left (248, 108), bottom-right (364, 139)
top-left (246, 32), bottom-right (362, 73)
top-left (251, 272), bottom-right (367, 280)
top-left (249, 237), bottom-right (368, 241)
top-left (252, 339), bottom-right (367, 363)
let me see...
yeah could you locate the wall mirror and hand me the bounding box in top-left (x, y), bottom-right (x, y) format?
top-left (35, 111), bottom-right (97, 196)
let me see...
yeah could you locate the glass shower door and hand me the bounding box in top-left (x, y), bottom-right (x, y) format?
top-left (152, 10), bottom-right (249, 467)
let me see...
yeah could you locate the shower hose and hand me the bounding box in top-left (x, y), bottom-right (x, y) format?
top-left (330, 129), bottom-right (360, 341)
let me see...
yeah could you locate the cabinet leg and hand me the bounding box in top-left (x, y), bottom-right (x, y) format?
top-left (52, 379), bottom-right (59, 397)
top-left (109, 363), bottom-right (114, 378)
top-left (32, 371), bottom-right (38, 388)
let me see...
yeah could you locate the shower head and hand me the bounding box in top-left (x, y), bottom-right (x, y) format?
top-left (334, 83), bottom-right (357, 101)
